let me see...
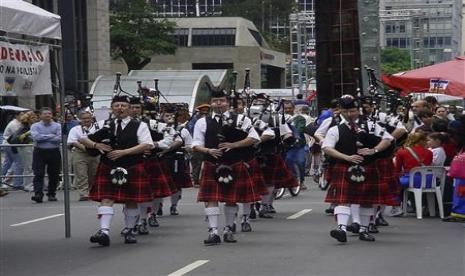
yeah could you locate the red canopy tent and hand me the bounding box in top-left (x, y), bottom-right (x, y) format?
top-left (382, 56), bottom-right (465, 98)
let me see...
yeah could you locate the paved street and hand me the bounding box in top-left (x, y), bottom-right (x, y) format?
top-left (1, 179), bottom-right (464, 276)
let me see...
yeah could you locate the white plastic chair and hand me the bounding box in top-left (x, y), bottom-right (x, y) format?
top-left (402, 166), bottom-right (446, 219)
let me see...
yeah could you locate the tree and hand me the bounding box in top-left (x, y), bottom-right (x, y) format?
top-left (381, 47), bottom-right (412, 75)
top-left (221, 0), bottom-right (296, 53)
top-left (110, 0), bottom-right (176, 72)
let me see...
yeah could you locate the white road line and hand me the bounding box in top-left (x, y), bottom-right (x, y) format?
top-left (286, 209), bottom-right (312, 220)
top-left (10, 213), bottom-right (64, 227)
top-left (167, 260), bottom-right (210, 276)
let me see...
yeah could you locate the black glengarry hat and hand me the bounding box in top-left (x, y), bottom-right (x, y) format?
top-left (339, 94), bottom-right (359, 109)
top-left (111, 95), bottom-right (130, 104)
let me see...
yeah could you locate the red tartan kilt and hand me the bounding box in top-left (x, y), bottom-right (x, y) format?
top-left (198, 161), bottom-right (264, 204)
top-left (260, 155), bottom-right (299, 188)
top-left (324, 158), bottom-right (399, 206)
top-left (163, 158), bottom-right (193, 189)
top-left (144, 159), bottom-right (175, 198)
top-left (90, 162), bottom-right (154, 203)
top-left (247, 158), bottom-right (269, 195)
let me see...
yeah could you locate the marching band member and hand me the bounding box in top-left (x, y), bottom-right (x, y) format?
top-left (79, 95), bottom-right (154, 246)
top-left (322, 95), bottom-right (398, 243)
top-left (193, 87), bottom-right (262, 245)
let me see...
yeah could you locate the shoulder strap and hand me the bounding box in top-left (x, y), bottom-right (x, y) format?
top-left (406, 147), bottom-right (425, 166)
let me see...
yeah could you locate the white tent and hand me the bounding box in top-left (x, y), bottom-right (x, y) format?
top-left (0, 1), bottom-right (72, 238)
top-left (0, 0), bottom-right (61, 40)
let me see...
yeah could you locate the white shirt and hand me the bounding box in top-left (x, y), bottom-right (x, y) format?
top-left (180, 128), bottom-right (193, 148)
top-left (314, 116), bottom-right (333, 138)
top-left (3, 119), bottom-right (22, 144)
top-left (148, 120), bottom-right (177, 150)
top-left (322, 117), bottom-right (393, 150)
top-left (192, 111), bottom-right (259, 147)
top-left (430, 147), bottom-right (446, 166)
top-left (67, 124), bottom-right (98, 145)
top-left (94, 117), bottom-right (153, 145)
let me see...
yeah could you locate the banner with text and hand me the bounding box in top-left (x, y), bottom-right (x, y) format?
top-left (0, 41), bottom-right (52, 96)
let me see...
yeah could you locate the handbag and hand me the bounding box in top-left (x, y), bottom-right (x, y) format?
top-left (448, 150), bottom-right (465, 179)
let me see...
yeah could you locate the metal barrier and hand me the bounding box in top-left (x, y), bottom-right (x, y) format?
top-left (1, 142), bottom-right (73, 238)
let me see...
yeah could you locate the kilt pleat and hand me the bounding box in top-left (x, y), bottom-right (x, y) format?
top-left (324, 158), bottom-right (399, 205)
top-left (144, 159), bottom-right (175, 198)
top-left (260, 154), bottom-right (299, 188)
top-left (163, 158), bottom-right (193, 190)
top-left (90, 162), bottom-right (154, 203)
top-left (197, 160), bottom-right (264, 204)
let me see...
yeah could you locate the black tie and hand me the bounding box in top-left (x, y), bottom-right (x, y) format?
top-left (349, 120), bottom-right (358, 133)
top-left (116, 119), bottom-right (123, 137)
top-left (215, 115), bottom-right (223, 126)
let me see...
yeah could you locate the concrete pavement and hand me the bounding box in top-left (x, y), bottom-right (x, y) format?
top-left (1, 181), bottom-right (464, 276)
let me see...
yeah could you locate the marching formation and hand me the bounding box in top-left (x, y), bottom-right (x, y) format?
top-left (12, 69), bottom-right (461, 247)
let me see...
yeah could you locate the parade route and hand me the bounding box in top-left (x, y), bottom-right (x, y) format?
top-left (1, 180), bottom-right (464, 276)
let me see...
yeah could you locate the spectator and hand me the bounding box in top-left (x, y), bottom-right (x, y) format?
top-left (415, 110), bottom-right (434, 134)
top-left (407, 100), bottom-right (428, 132)
top-left (64, 111), bottom-right (79, 135)
top-left (424, 96), bottom-right (439, 112)
top-left (427, 132), bottom-right (447, 166)
top-left (448, 105), bottom-right (458, 121)
top-left (11, 111), bottom-right (38, 191)
top-left (293, 94), bottom-right (309, 106)
top-left (67, 111), bottom-right (99, 201)
top-left (435, 106), bottom-right (449, 121)
top-left (30, 107), bottom-right (62, 203)
top-left (391, 132), bottom-right (433, 216)
top-left (1, 112), bottom-right (25, 189)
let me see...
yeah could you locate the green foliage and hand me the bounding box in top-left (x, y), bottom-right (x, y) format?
top-left (221, 0), bottom-right (295, 53)
top-left (381, 47), bottom-right (412, 75)
top-left (110, 0), bottom-right (176, 72)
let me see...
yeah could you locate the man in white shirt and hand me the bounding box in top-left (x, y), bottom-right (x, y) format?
top-left (193, 87), bottom-right (261, 245)
top-left (79, 95), bottom-right (154, 246)
top-left (2, 112), bottom-right (25, 189)
top-left (67, 111), bottom-right (100, 201)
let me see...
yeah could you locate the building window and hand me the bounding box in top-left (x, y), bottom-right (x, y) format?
top-left (248, 29), bottom-right (263, 46)
top-left (170, 28), bottom-right (189, 47)
top-left (192, 28), bottom-right (236, 46)
top-left (385, 24), bottom-right (392, 33)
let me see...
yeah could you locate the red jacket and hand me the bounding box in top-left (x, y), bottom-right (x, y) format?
top-left (395, 145), bottom-right (433, 175)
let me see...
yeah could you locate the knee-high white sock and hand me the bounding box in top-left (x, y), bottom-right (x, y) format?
top-left (97, 206), bottom-right (114, 234)
top-left (224, 204), bottom-right (238, 230)
top-left (334, 206), bottom-right (351, 232)
top-left (205, 207), bottom-right (220, 235)
top-left (268, 187), bottom-right (275, 206)
top-left (261, 187), bottom-right (274, 205)
top-left (170, 191), bottom-right (181, 206)
top-left (124, 208), bottom-right (139, 229)
top-left (138, 202), bottom-right (151, 222)
top-left (360, 207), bottom-right (374, 232)
top-left (242, 203), bottom-right (251, 223)
top-left (350, 204), bottom-right (361, 224)
top-left (152, 198), bottom-right (163, 214)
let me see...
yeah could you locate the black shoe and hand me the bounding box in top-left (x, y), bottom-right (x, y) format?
top-left (259, 209), bottom-right (273, 219)
top-left (368, 223), bottom-right (379, 234)
top-left (137, 220), bottom-right (149, 235)
top-left (231, 222), bottom-right (237, 233)
top-left (47, 195), bottom-right (57, 202)
top-left (249, 207), bottom-right (257, 219)
top-left (330, 226), bottom-right (347, 243)
top-left (90, 230), bottom-right (110, 246)
top-left (170, 206), bottom-right (179, 216)
top-left (120, 227), bottom-right (131, 236)
top-left (325, 207), bottom-right (334, 215)
top-left (223, 227), bottom-right (237, 243)
top-left (124, 232), bottom-right (137, 244)
top-left (204, 232), bottom-right (221, 246)
top-left (346, 222), bottom-right (360, 234)
top-left (241, 222), bottom-right (252, 232)
top-left (359, 231), bottom-right (376, 242)
top-left (375, 215), bottom-right (389, 226)
top-left (254, 202), bottom-right (261, 212)
top-left (268, 205), bottom-right (276, 214)
top-left (148, 214), bottom-right (159, 227)
top-left (157, 203), bottom-right (163, 216)
top-left (31, 193), bottom-right (43, 203)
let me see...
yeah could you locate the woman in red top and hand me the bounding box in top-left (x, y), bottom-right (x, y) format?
top-left (390, 132), bottom-right (433, 216)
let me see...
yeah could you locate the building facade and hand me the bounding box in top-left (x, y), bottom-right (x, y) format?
top-left (380, 0), bottom-right (463, 67)
top-left (120, 17), bottom-right (287, 89)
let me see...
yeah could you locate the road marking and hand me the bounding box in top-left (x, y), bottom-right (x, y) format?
top-left (167, 260), bottom-right (210, 276)
top-left (287, 209), bottom-right (312, 220)
top-left (10, 213), bottom-right (64, 227)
